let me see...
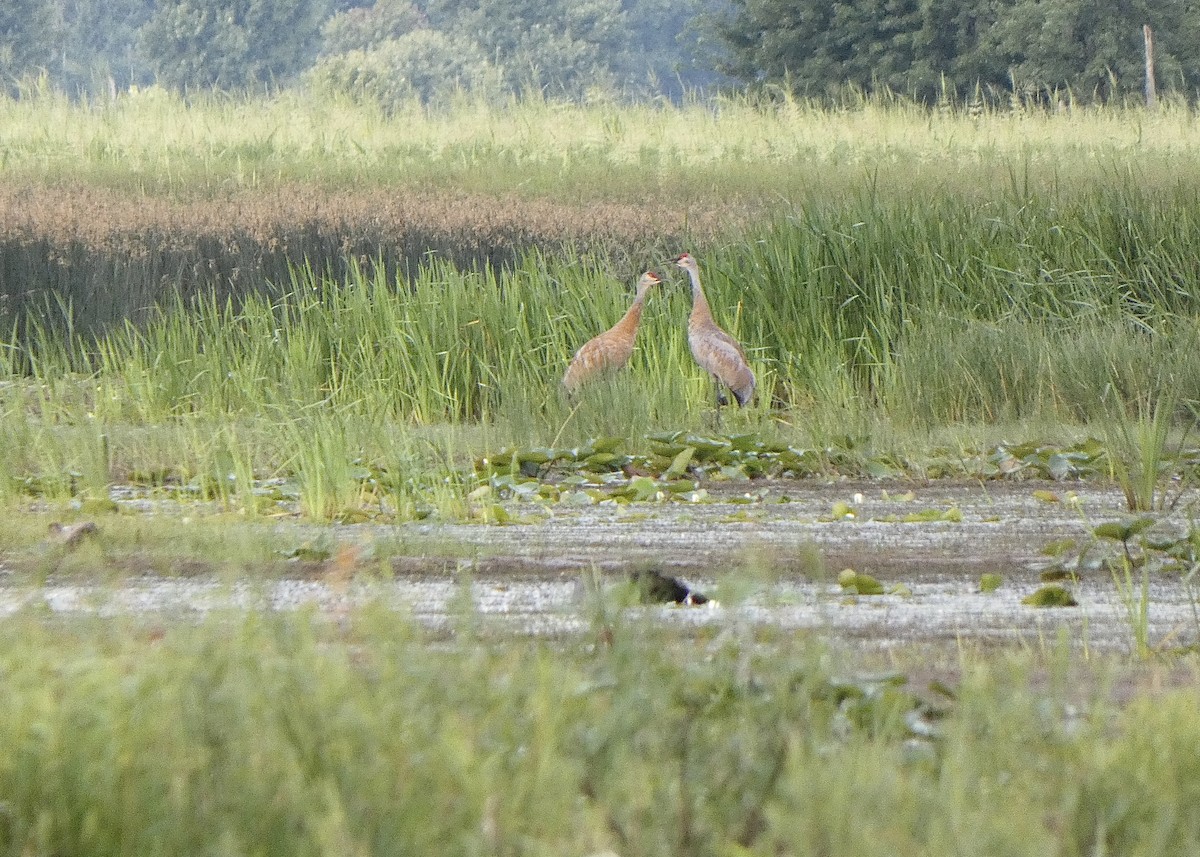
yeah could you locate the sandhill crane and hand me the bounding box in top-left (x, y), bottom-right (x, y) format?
top-left (673, 253), bottom-right (755, 407)
top-left (562, 271), bottom-right (661, 393)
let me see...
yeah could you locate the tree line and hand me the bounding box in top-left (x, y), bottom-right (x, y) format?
top-left (2, 0), bottom-right (1197, 105)
top-left (715, 0), bottom-right (1200, 104)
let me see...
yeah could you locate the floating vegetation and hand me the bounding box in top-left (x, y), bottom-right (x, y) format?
top-left (838, 569), bottom-right (887, 596)
top-left (480, 434), bottom-right (1200, 496)
top-left (1037, 515), bottom-right (1200, 580)
top-left (979, 573), bottom-right (1003, 593)
top-left (1022, 584), bottom-right (1079, 608)
top-left (470, 432), bottom-right (1186, 520)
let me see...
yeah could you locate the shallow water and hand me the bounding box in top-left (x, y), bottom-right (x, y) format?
top-left (6, 479), bottom-right (1199, 654)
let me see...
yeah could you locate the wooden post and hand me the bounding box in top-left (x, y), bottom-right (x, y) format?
top-left (1144, 24), bottom-right (1157, 109)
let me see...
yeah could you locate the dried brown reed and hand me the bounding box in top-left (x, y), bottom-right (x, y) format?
top-left (0, 182), bottom-right (740, 336)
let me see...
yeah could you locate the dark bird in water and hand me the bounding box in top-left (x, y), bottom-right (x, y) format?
top-left (630, 568), bottom-right (709, 605)
top-left (562, 271), bottom-right (662, 393)
top-left (673, 252), bottom-right (755, 407)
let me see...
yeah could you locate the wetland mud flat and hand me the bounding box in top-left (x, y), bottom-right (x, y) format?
top-left (5, 481), bottom-right (1198, 653)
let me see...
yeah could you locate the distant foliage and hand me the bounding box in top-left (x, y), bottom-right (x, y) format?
top-left (0, 0), bottom-right (60, 95)
top-left (995, 0), bottom-right (1200, 102)
top-left (311, 0), bottom-right (725, 103)
top-left (13, 0), bottom-right (723, 102)
top-left (12, 0), bottom-right (1199, 105)
top-left (307, 30), bottom-right (502, 107)
top-left (716, 0), bottom-right (1200, 104)
top-left (139, 0), bottom-right (330, 91)
top-left (318, 0), bottom-right (426, 56)
top-left (54, 0), bottom-right (155, 96)
top-left (421, 0), bottom-right (626, 97)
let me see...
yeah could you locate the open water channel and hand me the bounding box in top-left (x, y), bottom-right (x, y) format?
top-left (3, 480), bottom-right (1198, 654)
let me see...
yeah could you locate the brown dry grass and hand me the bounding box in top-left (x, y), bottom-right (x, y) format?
top-left (0, 181), bottom-right (746, 336)
top-left (0, 183), bottom-right (741, 251)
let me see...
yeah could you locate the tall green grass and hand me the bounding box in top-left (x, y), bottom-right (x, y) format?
top-left (2, 86), bottom-right (1199, 199)
top-left (0, 608), bottom-right (1197, 856)
top-left (4, 189), bottom-right (1200, 513)
top-left (13, 182), bottom-right (1200, 429)
top-left (4, 92), bottom-right (1200, 511)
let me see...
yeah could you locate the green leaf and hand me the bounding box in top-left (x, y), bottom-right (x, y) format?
top-left (838, 568), bottom-right (885, 595)
top-left (559, 490), bottom-right (597, 506)
top-left (1040, 538), bottom-right (1077, 557)
top-left (1093, 516), bottom-right (1155, 541)
top-left (590, 436), bottom-right (625, 453)
top-left (663, 480), bottom-right (700, 494)
top-left (516, 448), bottom-right (553, 465)
top-left (728, 432), bottom-right (761, 452)
top-left (831, 501), bottom-right (856, 519)
top-left (628, 476), bottom-right (659, 501)
top-left (1021, 584), bottom-right (1078, 608)
top-left (684, 435), bottom-right (732, 457)
top-left (865, 457), bottom-right (900, 478)
top-left (663, 446), bottom-right (695, 479)
top-left (979, 573), bottom-right (1003, 593)
top-left (1046, 453), bottom-right (1075, 481)
top-left (901, 506), bottom-right (962, 523)
top-left (584, 452), bottom-right (620, 469)
top-left (79, 498), bottom-right (120, 515)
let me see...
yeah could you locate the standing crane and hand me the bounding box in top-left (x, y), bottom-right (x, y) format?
top-left (674, 253), bottom-right (756, 407)
top-left (562, 271), bottom-right (661, 393)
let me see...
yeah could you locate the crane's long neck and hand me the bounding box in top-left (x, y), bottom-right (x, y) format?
top-left (611, 284), bottom-right (650, 336)
top-left (685, 266), bottom-right (715, 326)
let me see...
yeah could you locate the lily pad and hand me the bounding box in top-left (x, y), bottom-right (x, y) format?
top-left (1021, 584), bottom-right (1078, 607)
top-left (626, 476), bottom-right (660, 501)
top-left (901, 506), bottom-right (962, 523)
top-left (1093, 516), bottom-right (1155, 542)
top-left (663, 446), bottom-right (695, 479)
top-left (727, 432), bottom-right (762, 452)
top-left (838, 569), bottom-right (885, 595)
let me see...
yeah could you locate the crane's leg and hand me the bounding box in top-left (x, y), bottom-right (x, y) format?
top-left (711, 375), bottom-right (729, 407)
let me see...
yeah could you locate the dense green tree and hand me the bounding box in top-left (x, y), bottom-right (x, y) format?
top-left (55, 0), bottom-right (155, 95)
top-left (424, 0), bottom-right (627, 96)
top-left (0, 0), bottom-right (61, 93)
top-left (312, 0), bottom-right (727, 102)
top-left (828, 0), bottom-right (923, 91)
top-left (307, 29), bottom-right (500, 105)
top-left (138, 0), bottom-right (330, 91)
top-left (614, 0), bottom-right (729, 97)
top-left (712, 0), bottom-right (836, 87)
top-left (713, 0), bottom-right (1200, 103)
top-left (715, 0), bottom-right (980, 97)
top-left (998, 0), bottom-right (1200, 100)
top-left (909, 0), bottom-right (1015, 99)
top-left (318, 0), bottom-right (425, 56)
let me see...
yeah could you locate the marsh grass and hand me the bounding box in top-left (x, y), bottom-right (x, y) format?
top-left (4, 228), bottom-right (1200, 520)
top-left (0, 606), bottom-right (1197, 855)
top-left (5, 94), bottom-right (1200, 513)
top-left (1101, 385), bottom-right (1193, 512)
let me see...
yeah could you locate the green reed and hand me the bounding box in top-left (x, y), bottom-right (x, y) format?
top-left (3, 94), bottom-right (1200, 513)
top-left (0, 607), bottom-right (1197, 856)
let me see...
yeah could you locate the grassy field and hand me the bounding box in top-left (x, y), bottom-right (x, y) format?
top-left (0, 606), bottom-right (1197, 857)
top-left (2, 90), bottom-right (1200, 853)
top-left (3, 90), bottom-right (1200, 505)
